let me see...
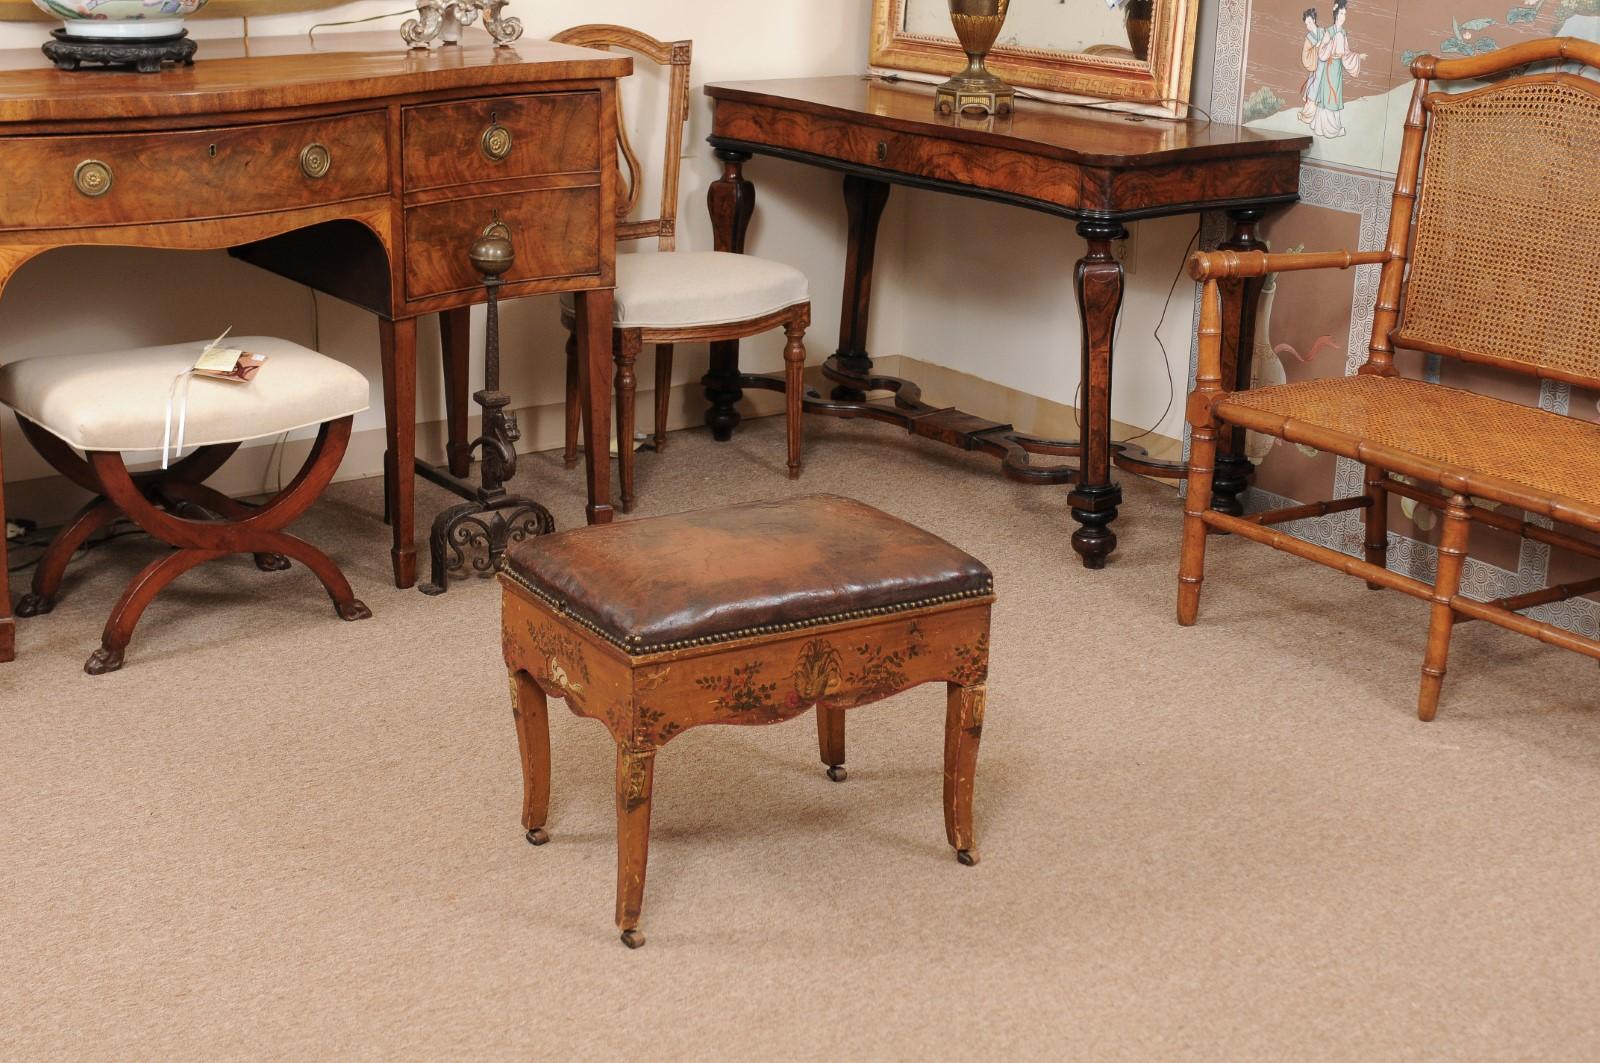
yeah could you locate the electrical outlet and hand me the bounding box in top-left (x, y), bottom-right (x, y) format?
top-left (1115, 223), bottom-right (1138, 274)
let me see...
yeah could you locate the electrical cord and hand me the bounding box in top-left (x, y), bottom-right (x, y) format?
top-left (7, 520), bottom-right (145, 575)
top-left (1116, 221), bottom-right (1200, 449)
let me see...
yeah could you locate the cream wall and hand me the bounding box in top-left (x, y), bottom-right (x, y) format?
top-left (0, 0), bottom-right (1219, 520)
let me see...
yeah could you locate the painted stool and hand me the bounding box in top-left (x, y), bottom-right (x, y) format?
top-left (0, 337), bottom-right (371, 672)
top-left (499, 494), bottom-right (995, 947)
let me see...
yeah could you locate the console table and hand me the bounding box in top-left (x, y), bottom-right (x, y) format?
top-left (0, 32), bottom-right (630, 663)
top-left (704, 76), bottom-right (1310, 569)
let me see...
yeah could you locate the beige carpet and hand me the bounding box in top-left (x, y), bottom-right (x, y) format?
top-left (4, 414), bottom-right (1600, 1061)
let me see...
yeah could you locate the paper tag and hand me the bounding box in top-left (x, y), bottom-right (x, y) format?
top-left (194, 345), bottom-right (244, 374)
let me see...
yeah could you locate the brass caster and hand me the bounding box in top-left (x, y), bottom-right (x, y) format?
top-left (84, 646), bottom-right (124, 675)
top-left (620, 928), bottom-right (646, 949)
top-left (253, 552), bottom-right (291, 572)
top-left (525, 828), bottom-right (549, 846)
top-left (956, 849), bottom-right (979, 867)
top-left (825, 765), bottom-right (847, 783)
top-left (337, 599), bottom-right (373, 621)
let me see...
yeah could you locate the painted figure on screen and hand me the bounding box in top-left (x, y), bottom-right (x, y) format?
top-left (1297, 8), bottom-right (1325, 124)
top-left (1301, 0), bottom-right (1368, 138)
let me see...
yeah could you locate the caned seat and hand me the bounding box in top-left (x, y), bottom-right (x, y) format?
top-left (560, 251), bottom-right (808, 330)
top-left (1219, 375), bottom-right (1600, 521)
top-left (499, 494), bottom-right (995, 947)
top-left (1178, 37), bottom-right (1600, 722)
top-left (0, 337), bottom-right (371, 673)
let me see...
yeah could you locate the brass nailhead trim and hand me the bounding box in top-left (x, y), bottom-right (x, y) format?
top-left (501, 569), bottom-right (994, 657)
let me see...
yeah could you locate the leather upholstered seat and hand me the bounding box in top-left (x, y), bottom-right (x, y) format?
top-left (560, 250), bottom-right (809, 330)
top-left (502, 494), bottom-right (992, 655)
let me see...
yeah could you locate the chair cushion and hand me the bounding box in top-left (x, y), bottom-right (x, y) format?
top-left (502, 494), bottom-right (993, 654)
top-left (1218, 374), bottom-right (1600, 521)
top-left (561, 251), bottom-right (808, 329)
top-left (0, 337), bottom-right (369, 452)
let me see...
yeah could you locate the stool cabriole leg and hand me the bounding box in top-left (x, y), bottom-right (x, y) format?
top-left (817, 705), bottom-right (846, 782)
top-left (615, 745), bottom-right (656, 949)
top-left (944, 682), bottom-right (985, 865)
top-left (509, 671), bottom-right (551, 846)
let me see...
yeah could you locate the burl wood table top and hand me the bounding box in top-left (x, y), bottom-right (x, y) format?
top-left (706, 75), bottom-right (1310, 168)
top-left (0, 31), bottom-right (632, 123)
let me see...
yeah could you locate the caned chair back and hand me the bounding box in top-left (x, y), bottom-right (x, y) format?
top-left (551, 24), bottom-right (692, 252)
top-left (1378, 38), bottom-right (1600, 389)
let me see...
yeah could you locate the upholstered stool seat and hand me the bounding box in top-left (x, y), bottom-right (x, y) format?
top-left (559, 251), bottom-right (809, 329)
top-left (499, 494), bottom-right (995, 947)
top-left (0, 337), bottom-right (371, 673)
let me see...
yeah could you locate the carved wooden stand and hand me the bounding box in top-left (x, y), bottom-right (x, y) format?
top-left (417, 229), bottom-right (554, 594)
top-left (501, 573), bottom-right (993, 948)
top-left (41, 30), bottom-right (196, 73)
top-left (704, 149), bottom-right (1269, 570)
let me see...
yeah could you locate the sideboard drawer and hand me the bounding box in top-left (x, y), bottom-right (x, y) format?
top-left (402, 92), bottom-right (602, 191)
top-left (0, 112), bottom-right (389, 231)
top-left (404, 185), bottom-right (602, 300)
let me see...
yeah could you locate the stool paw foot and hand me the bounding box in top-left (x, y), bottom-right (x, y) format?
top-left (620, 928), bottom-right (646, 949)
top-left (525, 828), bottom-right (549, 846)
top-left (254, 553), bottom-right (292, 572)
top-left (15, 593), bottom-right (54, 617)
top-left (337, 599), bottom-right (372, 622)
top-left (825, 765), bottom-right (847, 783)
top-left (85, 647), bottom-right (124, 675)
top-left (956, 849), bottom-right (979, 867)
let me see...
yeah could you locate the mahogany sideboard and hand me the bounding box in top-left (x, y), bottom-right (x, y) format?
top-left (0, 31), bottom-right (631, 664)
top-left (704, 76), bottom-right (1310, 569)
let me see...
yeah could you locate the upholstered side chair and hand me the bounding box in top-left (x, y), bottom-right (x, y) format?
top-left (1178, 37), bottom-right (1600, 721)
top-left (551, 24), bottom-right (811, 512)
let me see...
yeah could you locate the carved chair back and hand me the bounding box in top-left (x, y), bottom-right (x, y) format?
top-left (551, 24), bottom-right (692, 252)
top-left (1368, 38), bottom-right (1600, 390)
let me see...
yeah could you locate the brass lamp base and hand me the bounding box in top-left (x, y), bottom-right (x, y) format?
top-left (935, 71), bottom-right (1015, 116)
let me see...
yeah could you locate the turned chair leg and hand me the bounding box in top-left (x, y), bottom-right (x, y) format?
top-left (1177, 422), bottom-right (1219, 626)
top-left (615, 330), bottom-right (640, 514)
top-left (1418, 494), bottom-right (1472, 722)
top-left (782, 316), bottom-right (808, 480)
top-left (1363, 463), bottom-right (1389, 590)
top-left (15, 496), bottom-right (119, 616)
top-left (510, 670), bottom-right (552, 846)
top-left (817, 705), bottom-right (846, 782)
top-left (944, 682), bottom-right (984, 865)
top-left (615, 745), bottom-right (656, 948)
top-left (653, 343), bottom-right (673, 453)
top-left (563, 326), bottom-right (581, 468)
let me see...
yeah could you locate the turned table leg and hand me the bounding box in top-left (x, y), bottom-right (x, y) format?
top-left (379, 316), bottom-right (418, 588)
top-left (575, 288), bottom-right (616, 526)
top-left (1211, 207), bottom-right (1268, 517)
top-left (1070, 220), bottom-right (1128, 570)
top-left (817, 705), bottom-right (846, 782)
top-left (704, 148), bottom-right (755, 441)
top-left (615, 745), bottom-right (657, 949)
top-left (830, 173), bottom-right (892, 399)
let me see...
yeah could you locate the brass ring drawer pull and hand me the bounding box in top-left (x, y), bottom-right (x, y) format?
top-left (74, 159), bottom-right (112, 197)
top-left (481, 123), bottom-right (513, 161)
top-left (300, 142), bottom-right (332, 179)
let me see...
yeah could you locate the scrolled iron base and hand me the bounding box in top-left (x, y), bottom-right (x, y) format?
top-left (419, 495), bottom-right (553, 595)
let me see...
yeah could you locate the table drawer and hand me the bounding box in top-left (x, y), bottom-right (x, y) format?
top-left (404, 185), bottom-right (602, 300)
top-left (0, 112), bottom-right (388, 231)
top-left (402, 92), bottom-right (602, 191)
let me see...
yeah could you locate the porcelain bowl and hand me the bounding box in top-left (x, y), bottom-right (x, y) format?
top-left (32, 0), bottom-right (209, 39)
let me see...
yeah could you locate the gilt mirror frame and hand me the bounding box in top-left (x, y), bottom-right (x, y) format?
top-left (870, 0), bottom-right (1200, 119)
